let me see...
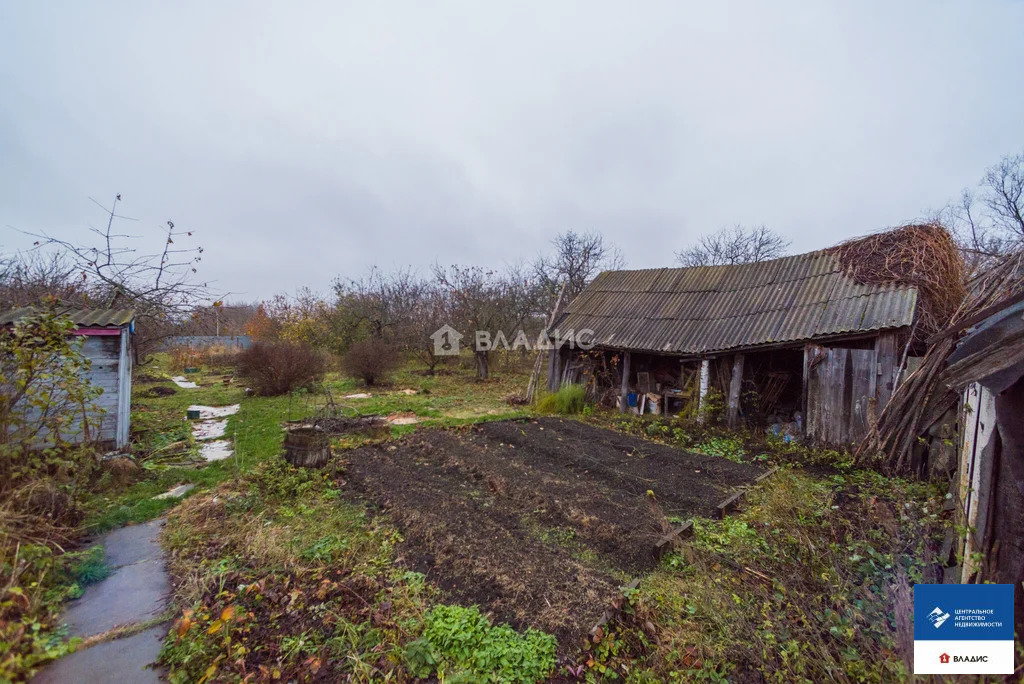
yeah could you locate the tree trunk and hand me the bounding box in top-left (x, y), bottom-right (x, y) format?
top-left (727, 354), bottom-right (745, 428)
top-left (475, 351), bottom-right (489, 380)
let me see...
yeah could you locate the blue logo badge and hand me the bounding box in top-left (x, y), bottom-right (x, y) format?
top-left (913, 584), bottom-right (1013, 641)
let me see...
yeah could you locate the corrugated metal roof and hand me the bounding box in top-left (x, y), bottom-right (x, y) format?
top-left (556, 250), bottom-right (917, 355)
top-left (0, 307), bottom-right (135, 328)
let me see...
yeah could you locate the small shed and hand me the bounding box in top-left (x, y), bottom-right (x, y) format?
top-left (942, 297), bottom-right (1024, 624)
top-left (1, 307), bottom-right (136, 449)
top-left (550, 249), bottom-right (921, 444)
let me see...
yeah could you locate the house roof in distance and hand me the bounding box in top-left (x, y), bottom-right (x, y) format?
top-left (556, 250), bottom-right (917, 355)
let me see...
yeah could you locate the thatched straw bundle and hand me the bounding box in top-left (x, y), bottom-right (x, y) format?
top-left (830, 223), bottom-right (966, 341)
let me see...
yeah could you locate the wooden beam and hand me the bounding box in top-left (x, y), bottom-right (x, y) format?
top-left (927, 288), bottom-right (1024, 345)
top-left (727, 354), bottom-right (744, 428)
top-left (527, 283), bottom-right (566, 402)
top-left (716, 491), bottom-right (744, 519)
top-left (801, 345), bottom-right (811, 430)
top-left (653, 520), bottom-right (694, 559)
top-left (619, 351), bottom-right (632, 413)
top-left (547, 340), bottom-right (562, 392)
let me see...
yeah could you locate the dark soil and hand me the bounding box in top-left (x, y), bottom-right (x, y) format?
top-left (137, 386), bottom-right (176, 398)
top-left (340, 417), bottom-right (762, 650)
top-left (314, 416), bottom-right (390, 436)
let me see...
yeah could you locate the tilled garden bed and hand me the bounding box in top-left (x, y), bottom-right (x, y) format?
top-left (340, 417), bottom-right (763, 649)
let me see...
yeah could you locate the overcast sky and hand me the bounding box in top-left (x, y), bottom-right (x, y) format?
top-left (2, 1), bottom-right (1023, 302)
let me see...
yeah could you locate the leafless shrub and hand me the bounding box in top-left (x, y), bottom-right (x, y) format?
top-left (236, 342), bottom-right (326, 396)
top-left (504, 391), bottom-right (529, 406)
top-left (341, 339), bottom-right (400, 386)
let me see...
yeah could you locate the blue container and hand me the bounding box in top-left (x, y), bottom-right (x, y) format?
top-left (627, 392), bottom-right (639, 407)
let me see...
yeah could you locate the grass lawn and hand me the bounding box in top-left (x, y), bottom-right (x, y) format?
top-left (85, 354), bottom-right (530, 532)
top-left (74, 355), bottom-right (957, 682)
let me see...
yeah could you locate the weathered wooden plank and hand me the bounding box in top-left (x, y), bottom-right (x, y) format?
top-left (848, 349), bottom-right (875, 443)
top-left (807, 351), bottom-right (821, 441)
top-left (716, 490), bottom-right (745, 519)
top-left (801, 345), bottom-right (811, 430)
top-left (653, 520), bottom-right (694, 559)
top-left (874, 331), bottom-right (898, 410)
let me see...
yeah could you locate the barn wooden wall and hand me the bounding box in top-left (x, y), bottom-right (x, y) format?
top-left (806, 346), bottom-right (877, 444)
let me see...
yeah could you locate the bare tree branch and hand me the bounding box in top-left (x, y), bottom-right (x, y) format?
top-left (675, 224), bottom-right (790, 267)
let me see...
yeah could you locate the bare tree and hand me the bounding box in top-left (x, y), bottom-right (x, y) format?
top-left (432, 263), bottom-right (535, 379)
top-left (332, 267), bottom-right (428, 349)
top-left (942, 150), bottom-right (1024, 274)
top-left (402, 283), bottom-right (450, 374)
top-left (675, 224), bottom-right (790, 267)
top-left (982, 151), bottom-right (1024, 239)
top-left (0, 251), bottom-right (91, 308)
top-left (534, 230), bottom-right (624, 301)
top-left (24, 195), bottom-right (212, 358)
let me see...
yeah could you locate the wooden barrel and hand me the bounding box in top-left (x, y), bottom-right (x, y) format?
top-left (282, 427), bottom-right (332, 468)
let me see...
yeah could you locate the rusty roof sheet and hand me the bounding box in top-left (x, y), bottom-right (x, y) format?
top-left (556, 250), bottom-right (917, 355)
top-left (0, 307), bottom-right (135, 328)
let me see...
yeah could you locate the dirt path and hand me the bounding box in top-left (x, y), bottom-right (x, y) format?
top-left (33, 519), bottom-right (170, 683)
top-left (35, 389), bottom-right (241, 681)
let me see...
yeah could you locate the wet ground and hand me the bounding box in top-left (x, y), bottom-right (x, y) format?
top-left (33, 519), bottom-right (170, 683)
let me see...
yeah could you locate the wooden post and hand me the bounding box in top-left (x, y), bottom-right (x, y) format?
top-left (619, 351), bottom-right (632, 413)
top-left (726, 354), bottom-right (744, 428)
top-left (527, 284), bottom-right (567, 402)
top-left (801, 345), bottom-right (811, 432)
top-left (547, 338), bottom-right (562, 392)
top-left (697, 358), bottom-right (710, 423)
top-left (874, 331), bottom-right (898, 411)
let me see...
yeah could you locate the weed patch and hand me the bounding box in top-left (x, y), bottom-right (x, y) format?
top-left (535, 384), bottom-right (588, 415)
top-left (582, 469), bottom-right (948, 681)
top-left (407, 604), bottom-right (557, 682)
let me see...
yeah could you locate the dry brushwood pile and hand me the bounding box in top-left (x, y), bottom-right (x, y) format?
top-left (830, 223), bottom-right (966, 341)
top-left (858, 248), bottom-right (1024, 473)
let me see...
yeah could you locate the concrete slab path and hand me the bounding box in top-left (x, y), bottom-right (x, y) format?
top-left (33, 518), bottom-right (171, 682)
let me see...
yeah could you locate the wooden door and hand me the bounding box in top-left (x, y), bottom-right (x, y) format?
top-left (807, 346), bottom-right (877, 445)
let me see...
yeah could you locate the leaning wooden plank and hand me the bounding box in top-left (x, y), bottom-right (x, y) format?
top-left (652, 519), bottom-right (694, 560)
top-left (715, 491), bottom-right (745, 519)
top-left (527, 283), bottom-right (567, 402)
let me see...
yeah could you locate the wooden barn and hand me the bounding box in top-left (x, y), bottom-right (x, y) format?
top-left (1, 307), bottom-right (135, 449)
top-left (549, 249), bottom-right (921, 445)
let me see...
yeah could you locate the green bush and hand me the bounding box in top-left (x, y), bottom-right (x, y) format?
top-left (535, 384), bottom-right (588, 415)
top-left (406, 604), bottom-right (557, 683)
